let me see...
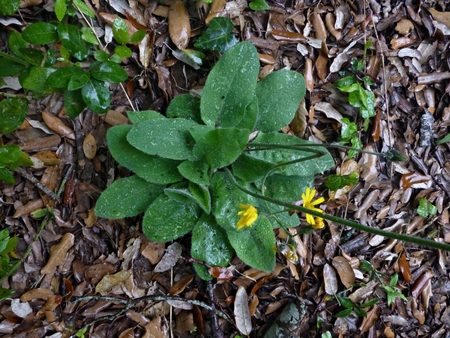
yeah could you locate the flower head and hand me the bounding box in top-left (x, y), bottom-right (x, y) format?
top-left (312, 217), bottom-right (325, 230)
top-left (237, 204), bottom-right (258, 230)
top-left (302, 187), bottom-right (325, 225)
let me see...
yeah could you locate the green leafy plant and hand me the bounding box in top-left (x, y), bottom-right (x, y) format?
top-left (0, 229), bottom-right (19, 301)
top-left (0, 0), bottom-right (20, 16)
top-left (339, 117), bottom-right (361, 158)
top-left (95, 41), bottom-right (335, 277)
top-left (335, 293), bottom-right (379, 318)
top-left (0, 145), bottom-right (33, 184)
top-left (380, 273), bottom-right (408, 306)
top-left (194, 17), bottom-right (238, 53)
top-left (417, 197), bottom-right (437, 217)
top-left (324, 172), bottom-right (358, 191)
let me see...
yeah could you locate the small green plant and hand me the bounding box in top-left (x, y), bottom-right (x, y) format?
top-left (0, 229), bottom-right (19, 301)
top-left (95, 41), bottom-right (335, 278)
top-left (0, 145), bottom-right (33, 184)
top-left (335, 293), bottom-right (379, 318)
top-left (380, 273), bottom-right (408, 306)
top-left (417, 197), bottom-right (437, 218)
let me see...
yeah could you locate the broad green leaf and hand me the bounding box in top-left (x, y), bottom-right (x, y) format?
top-left (107, 125), bottom-right (182, 184)
top-left (249, 0), bottom-right (270, 10)
top-left (47, 66), bottom-right (78, 88)
top-left (248, 132), bottom-right (334, 176)
top-left (0, 168), bottom-right (14, 184)
top-left (22, 22), bottom-right (58, 45)
top-left (90, 61), bottom-right (128, 83)
top-left (200, 41), bottom-right (259, 128)
top-left (194, 17), bottom-right (238, 53)
top-left (0, 145), bottom-right (22, 165)
top-left (166, 94), bottom-right (202, 123)
top-left (95, 175), bottom-right (164, 218)
top-left (81, 79), bottom-right (110, 113)
top-left (177, 160), bottom-right (211, 186)
top-left (333, 76), bottom-right (358, 90)
top-left (211, 172), bottom-right (259, 232)
top-left (18, 48), bottom-right (45, 66)
top-left (262, 174), bottom-right (312, 202)
top-left (57, 23), bottom-right (90, 61)
top-left (193, 128), bottom-right (249, 169)
top-left (64, 89), bottom-right (85, 119)
top-left (235, 97), bottom-right (257, 131)
top-left (68, 70), bottom-right (90, 91)
top-left (54, 0), bottom-right (67, 21)
top-left (324, 173), bottom-right (358, 191)
top-left (81, 26), bottom-right (99, 45)
top-left (22, 67), bottom-right (55, 96)
top-left (189, 182), bottom-right (211, 214)
top-left (0, 59), bottom-right (26, 76)
top-left (142, 194), bottom-right (202, 242)
top-left (191, 214), bottom-right (233, 280)
top-left (114, 45), bottom-right (132, 58)
top-left (232, 153), bottom-right (275, 183)
top-left (127, 118), bottom-right (198, 160)
top-left (340, 117), bottom-right (357, 141)
top-left (130, 30), bottom-right (147, 43)
top-left (8, 31), bottom-right (28, 59)
top-left (94, 50), bottom-right (109, 62)
top-left (227, 217), bottom-right (275, 271)
top-left (112, 17), bottom-right (129, 44)
top-left (73, 0), bottom-right (95, 18)
top-left (164, 182), bottom-right (197, 204)
top-left (353, 307), bottom-right (367, 318)
top-left (336, 294), bottom-right (354, 309)
top-left (127, 110), bottom-right (164, 124)
top-left (0, 0), bottom-right (20, 15)
top-left (255, 69), bottom-right (306, 132)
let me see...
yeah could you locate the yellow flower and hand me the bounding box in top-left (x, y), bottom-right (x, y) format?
top-left (312, 217), bottom-right (325, 230)
top-left (237, 204), bottom-right (258, 230)
top-left (302, 187), bottom-right (325, 225)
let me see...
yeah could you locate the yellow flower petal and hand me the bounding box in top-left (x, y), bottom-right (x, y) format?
top-left (312, 217), bottom-right (325, 230)
top-left (236, 204), bottom-right (258, 230)
top-left (302, 188), bottom-right (324, 225)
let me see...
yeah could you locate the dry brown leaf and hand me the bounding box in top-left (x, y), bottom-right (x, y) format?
top-left (169, 274), bottom-right (194, 295)
top-left (20, 0), bottom-right (42, 8)
top-left (395, 19), bottom-right (414, 34)
top-left (271, 29), bottom-right (306, 42)
top-left (104, 110), bottom-right (129, 126)
top-left (205, 0), bottom-right (227, 25)
top-left (31, 150), bottom-right (60, 166)
top-left (304, 58), bottom-right (314, 92)
top-left (39, 166), bottom-right (59, 207)
top-left (412, 270), bottom-right (434, 298)
top-left (290, 100), bottom-right (307, 136)
top-left (154, 242), bottom-right (182, 272)
top-left (323, 264), bottom-right (338, 295)
top-left (312, 9), bottom-right (327, 41)
top-left (315, 41), bottom-right (329, 80)
top-left (168, 0), bottom-right (191, 49)
top-left (13, 199), bottom-right (44, 218)
top-left (411, 298), bottom-right (425, 324)
top-left (359, 144), bottom-right (378, 182)
top-left (141, 241), bottom-right (166, 265)
top-left (21, 134), bottom-right (61, 152)
top-left (360, 304), bottom-right (380, 333)
top-left (83, 133), bottom-right (97, 159)
top-left (400, 172), bottom-right (432, 189)
top-left (96, 269), bottom-right (131, 294)
top-left (398, 251), bottom-right (412, 283)
top-left (428, 8), bottom-right (450, 30)
top-left (144, 317), bottom-right (167, 338)
top-left (42, 111), bottom-right (75, 140)
top-left (332, 256), bottom-right (355, 289)
top-left (99, 12), bottom-right (139, 39)
top-left (41, 233), bottom-right (75, 274)
top-left (84, 208), bottom-right (97, 227)
top-left (20, 288), bottom-right (54, 302)
top-left (248, 294), bottom-right (259, 316)
top-left (234, 286), bottom-right (252, 335)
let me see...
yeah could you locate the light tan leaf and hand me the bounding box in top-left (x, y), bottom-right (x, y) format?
top-left (428, 8), bottom-right (450, 29)
top-left (42, 111), bottom-right (75, 140)
top-left (315, 42), bottom-right (328, 81)
top-left (168, 0), bottom-right (191, 49)
top-left (169, 274), bottom-right (194, 295)
top-left (20, 0), bottom-right (42, 8)
top-left (13, 199), bottom-right (44, 218)
top-left (206, 0), bottom-right (227, 25)
top-left (39, 165), bottom-right (59, 207)
top-left (312, 9), bottom-right (327, 41)
top-left (234, 286), bottom-right (252, 335)
top-left (332, 256), bottom-right (355, 289)
top-left (290, 100), bottom-right (307, 136)
top-left (323, 264), bottom-right (338, 295)
top-left (104, 110), bottom-right (129, 126)
top-left (31, 150), bottom-right (60, 166)
top-left (41, 233), bottom-right (75, 274)
top-left (83, 133), bottom-right (97, 159)
top-left (154, 242), bottom-right (182, 272)
top-left (20, 288), bottom-right (54, 302)
top-left (304, 58), bottom-right (314, 92)
top-left (96, 269), bottom-right (131, 294)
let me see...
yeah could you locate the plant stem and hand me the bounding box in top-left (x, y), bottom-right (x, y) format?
top-left (225, 169), bottom-right (450, 252)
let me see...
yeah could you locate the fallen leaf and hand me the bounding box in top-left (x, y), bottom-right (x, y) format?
top-left (42, 111), bottom-right (75, 140)
top-left (234, 286), bottom-right (252, 335)
top-left (323, 264), bottom-right (338, 295)
top-left (13, 199), bottom-right (44, 218)
top-left (398, 251), bottom-right (412, 283)
top-left (360, 304), bottom-right (380, 333)
top-left (96, 269), bottom-right (131, 294)
top-left (168, 0), bottom-right (191, 49)
top-left (20, 288), bottom-right (54, 302)
top-left (332, 256), bottom-right (355, 289)
top-left (11, 299), bottom-right (33, 318)
top-left (154, 242), bottom-right (182, 272)
top-left (169, 274), bottom-right (194, 295)
top-left (83, 133), bottom-right (97, 159)
top-left (41, 233), bottom-right (75, 275)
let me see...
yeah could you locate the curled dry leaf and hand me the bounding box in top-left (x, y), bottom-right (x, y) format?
top-left (83, 133), bottom-right (97, 159)
top-left (208, 266), bottom-right (234, 281)
top-left (168, 0), bottom-right (191, 50)
top-left (205, 0), bottom-right (227, 25)
top-left (360, 304), bottom-right (380, 333)
top-left (412, 270), bottom-right (434, 298)
top-left (104, 110), bottom-right (129, 126)
top-left (398, 251), bottom-right (413, 283)
top-left (400, 172), bottom-right (432, 189)
top-left (42, 111), bottom-right (75, 140)
top-left (169, 274), bottom-right (194, 295)
top-left (323, 264), bottom-right (338, 295)
top-left (13, 199), bottom-right (44, 218)
top-left (154, 242), bottom-right (182, 272)
top-left (304, 58), bottom-right (314, 92)
top-left (359, 145), bottom-right (378, 182)
top-left (234, 286), bottom-right (252, 335)
top-left (332, 256), bottom-right (355, 289)
top-left (39, 166), bottom-right (59, 207)
top-left (41, 233), bottom-right (75, 275)
top-left (20, 288), bottom-right (54, 302)
top-left (31, 150), bottom-right (60, 166)
top-left (96, 269), bottom-right (131, 294)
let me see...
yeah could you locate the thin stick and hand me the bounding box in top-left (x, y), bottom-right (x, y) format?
top-left (16, 167), bottom-right (59, 202)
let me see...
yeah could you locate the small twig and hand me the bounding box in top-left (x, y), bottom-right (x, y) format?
top-left (56, 163), bottom-right (76, 198)
top-left (16, 167), bottom-right (59, 202)
top-left (207, 281), bottom-right (224, 338)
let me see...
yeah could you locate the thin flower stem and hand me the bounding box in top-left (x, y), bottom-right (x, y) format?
top-left (224, 169), bottom-right (450, 252)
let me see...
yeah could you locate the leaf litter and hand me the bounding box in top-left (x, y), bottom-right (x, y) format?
top-left (1, 0), bottom-right (450, 337)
